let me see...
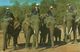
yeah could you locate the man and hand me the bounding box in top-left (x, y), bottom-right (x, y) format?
top-left (47, 6), bottom-right (54, 17)
top-left (31, 4), bottom-right (40, 16)
top-left (5, 7), bottom-right (14, 20)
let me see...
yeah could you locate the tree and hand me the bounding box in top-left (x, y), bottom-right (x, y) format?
top-left (53, 0), bottom-right (80, 24)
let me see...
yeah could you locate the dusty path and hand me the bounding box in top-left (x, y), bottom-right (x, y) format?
top-left (0, 44), bottom-right (80, 52)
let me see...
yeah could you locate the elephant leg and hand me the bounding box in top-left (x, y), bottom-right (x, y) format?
top-left (15, 34), bottom-right (19, 46)
top-left (7, 34), bottom-right (11, 46)
top-left (69, 28), bottom-right (72, 41)
top-left (48, 31), bottom-right (54, 47)
top-left (25, 32), bottom-right (31, 48)
top-left (50, 30), bottom-right (54, 47)
top-left (73, 28), bottom-right (77, 43)
top-left (66, 26), bottom-right (71, 43)
top-left (55, 36), bottom-right (57, 42)
top-left (78, 25), bottom-right (80, 39)
top-left (32, 32), bottom-right (38, 48)
top-left (13, 35), bottom-right (17, 50)
top-left (3, 33), bottom-right (8, 51)
top-left (40, 33), bottom-right (43, 44)
top-left (40, 33), bottom-right (46, 45)
top-left (63, 26), bottom-right (67, 43)
top-left (32, 33), bottom-right (36, 48)
top-left (59, 30), bottom-right (61, 42)
top-left (48, 33), bottom-right (51, 45)
top-left (12, 33), bottom-right (19, 49)
top-left (43, 34), bottom-right (46, 44)
top-left (59, 35), bottom-right (61, 42)
top-left (36, 32), bottom-right (38, 48)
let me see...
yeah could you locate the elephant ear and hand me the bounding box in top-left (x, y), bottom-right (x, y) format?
top-left (22, 16), bottom-right (30, 28)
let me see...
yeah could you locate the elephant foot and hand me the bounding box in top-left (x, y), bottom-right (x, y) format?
top-left (33, 44), bottom-right (38, 49)
top-left (32, 45), bottom-right (38, 49)
top-left (51, 44), bottom-right (54, 48)
top-left (25, 44), bottom-right (29, 48)
top-left (32, 43), bottom-right (38, 48)
top-left (66, 39), bottom-right (71, 43)
top-left (32, 44), bottom-right (36, 48)
top-left (51, 41), bottom-right (54, 47)
top-left (69, 38), bottom-right (72, 42)
top-left (13, 46), bottom-right (17, 50)
top-left (41, 43), bottom-right (45, 47)
top-left (3, 45), bottom-right (8, 51)
top-left (3, 48), bottom-right (6, 51)
top-left (64, 38), bottom-right (68, 43)
top-left (13, 44), bottom-right (19, 50)
top-left (32, 46), bottom-right (37, 49)
top-left (72, 40), bottom-right (78, 44)
top-left (59, 39), bottom-right (61, 42)
top-left (36, 44), bottom-right (38, 48)
top-left (25, 46), bottom-right (28, 48)
top-left (62, 40), bottom-right (67, 44)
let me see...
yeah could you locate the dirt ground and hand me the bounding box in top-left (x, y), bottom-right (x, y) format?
top-left (0, 28), bottom-right (80, 52)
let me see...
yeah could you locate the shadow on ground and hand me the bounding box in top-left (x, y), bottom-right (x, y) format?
top-left (16, 41), bottom-right (66, 50)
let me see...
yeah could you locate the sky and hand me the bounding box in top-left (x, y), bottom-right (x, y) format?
top-left (0, 0), bottom-right (41, 6)
top-left (0, 0), bottom-right (12, 6)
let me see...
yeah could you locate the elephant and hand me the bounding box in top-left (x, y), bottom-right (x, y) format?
top-left (2, 18), bottom-right (11, 51)
top-left (63, 13), bottom-right (77, 43)
top-left (22, 14), bottom-right (40, 48)
top-left (44, 15), bottom-right (55, 47)
top-left (2, 16), bottom-right (21, 50)
top-left (39, 15), bottom-right (61, 46)
top-left (22, 16), bottom-right (34, 48)
top-left (30, 15), bottom-right (40, 48)
top-left (39, 15), bottom-right (49, 46)
top-left (2, 13), bottom-right (15, 50)
top-left (78, 22), bottom-right (80, 41)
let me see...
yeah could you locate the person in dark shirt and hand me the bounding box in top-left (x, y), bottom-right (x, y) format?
top-left (5, 8), bottom-right (14, 20)
top-left (31, 4), bottom-right (40, 16)
top-left (47, 6), bottom-right (54, 17)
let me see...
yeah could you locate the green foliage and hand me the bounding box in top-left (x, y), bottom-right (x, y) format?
top-left (53, 0), bottom-right (80, 24)
top-left (0, 7), bottom-right (6, 21)
top-left (1, 0), bottom-right (80, 24)
top-left (40, 0), bottom-right (55, 13)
